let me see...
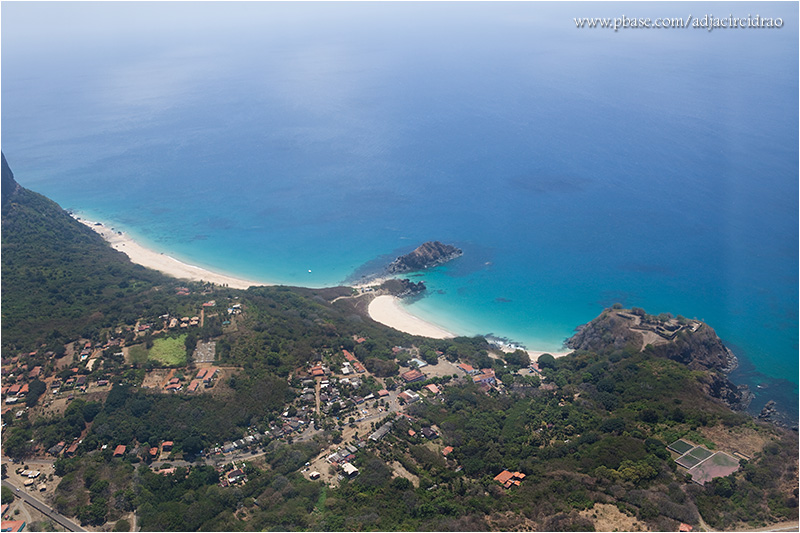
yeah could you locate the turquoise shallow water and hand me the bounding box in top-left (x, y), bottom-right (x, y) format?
top-left (2, 2), bottom-right (797, 419)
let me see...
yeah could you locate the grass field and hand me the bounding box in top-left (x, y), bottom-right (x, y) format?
top-left (149, 335), bottom-right (188, 366)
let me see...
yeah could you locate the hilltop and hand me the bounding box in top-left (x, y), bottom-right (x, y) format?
top-left (567, 307), bottom-right (753, 413)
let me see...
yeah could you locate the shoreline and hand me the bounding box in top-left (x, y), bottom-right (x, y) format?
top-left (367, 295), bottom-right (456, 340)
top-left (77, 217), bottom-right (270, 290)
top-left (80, 215), bottom-right (573, 357)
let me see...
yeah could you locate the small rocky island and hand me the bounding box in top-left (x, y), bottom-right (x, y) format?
top-left (386, 241), bottom-right (462, 274)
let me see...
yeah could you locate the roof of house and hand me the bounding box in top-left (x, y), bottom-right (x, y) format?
top-left (378, 389), bottom-right (390, 397)
top-left (113, 445), bottom-right (126, 456)
top-left (400, 369), bottom-right (425, 382)
top-left (494, 470), bottom-right (525, 488)
top-left (1, 520), bottom-right (27, 532)
top-left (425, 384), bottom-right (440, 394)
top-left (442, 446), bottom-right (454, 456)
top-left (196, 369), bottom-right (208, 380)
top-left (162, 441), bottom-right (174, 447)
top-left (458, 363), bottom-right (475, 373)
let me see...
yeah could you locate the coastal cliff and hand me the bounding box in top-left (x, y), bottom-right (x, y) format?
top-left (567, 307), bottom-right (752, 411)
top-left (387, 241), bottom-right (462, 274)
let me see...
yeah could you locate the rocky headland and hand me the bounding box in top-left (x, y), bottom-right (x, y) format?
top-left (567, 307), bottom-right (754, 412)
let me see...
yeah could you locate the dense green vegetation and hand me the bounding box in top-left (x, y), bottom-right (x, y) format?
top-left (1, 154), bottom-right (176, 353)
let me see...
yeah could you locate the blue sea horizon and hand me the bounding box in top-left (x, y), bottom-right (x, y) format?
top-left (2, 2), bottom-right (797, 421)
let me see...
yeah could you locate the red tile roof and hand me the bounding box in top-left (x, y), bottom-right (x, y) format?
top-left (113, 445), bottom-right (126, 457)
top-left (442, 446), bottom-right (454, 456)
top-left (493, 470), bottom-right (525, 488)
top-left (1, 520), bottom-right (26, 532)
top-left (400, 369), bottom-right (425, 383)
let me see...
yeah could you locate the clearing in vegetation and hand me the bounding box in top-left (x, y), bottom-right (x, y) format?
top-left (149, 335), bottom-right (188, 366)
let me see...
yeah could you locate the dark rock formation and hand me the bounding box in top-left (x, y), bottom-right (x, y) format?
top-left (379, 278), bottom-right (426, 298)
top-left (387, 241), bottom-right (462, 274)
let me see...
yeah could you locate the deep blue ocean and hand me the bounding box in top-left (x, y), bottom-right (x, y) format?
top-left (2, 2), bottom-right (797, 420)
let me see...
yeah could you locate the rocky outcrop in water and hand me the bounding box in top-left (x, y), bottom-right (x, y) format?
top-left (379, 278), bottom-right (426, 298)
top-left (386, 241), bottom-right (462, 274)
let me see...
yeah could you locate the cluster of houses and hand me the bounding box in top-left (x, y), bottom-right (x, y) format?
top-left (163, 367), bottom-right (220, 394)
top-left (148, 441), bottom-right (173, 459)
top-left (213, 431), bottom-right (268, 455)
top-left (457, 363), bottom-right (501, 391)
top-left (1, 353), bottom-right (42, 409)
top-left (341, 350), bottom-right (366, 374)
top-left (220, 465), bottom-right (247, 487)
top-left (166, 316), bottom-right (200, 329)
top-left (326, 443), bottom-right (363, 479)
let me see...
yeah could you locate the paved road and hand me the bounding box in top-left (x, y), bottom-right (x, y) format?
top-left (2, 479), bottom-right (85, 532)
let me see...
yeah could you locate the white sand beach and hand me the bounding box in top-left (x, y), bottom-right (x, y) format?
top-left (79, 218), bottom-right (269, 290)
top-left (368, 295), bottom-right (455, 339)
top-left (82, 216), bottom-right (573, 352)
top-left (523, 349), bottom-right (571, 360)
